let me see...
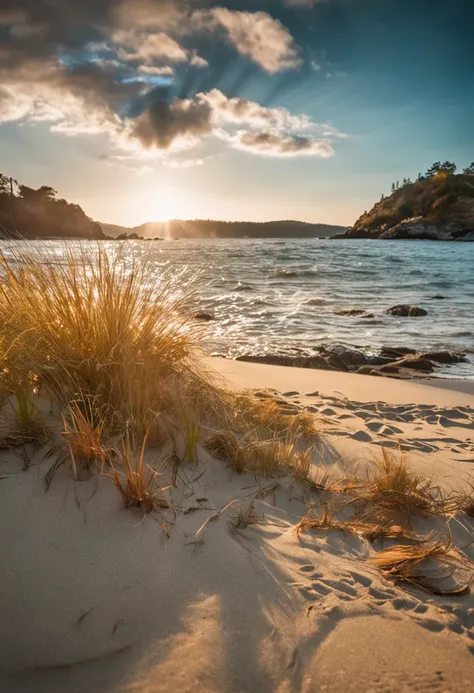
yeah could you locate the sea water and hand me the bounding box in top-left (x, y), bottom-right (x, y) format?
top-left (3, 238), bottom-right (473, 378)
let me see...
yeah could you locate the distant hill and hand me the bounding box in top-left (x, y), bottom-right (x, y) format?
top-left (0, 173), bottom-right (106, 240)
top-left (338, 161), bottom-right (474, 241)
top-left (101, 219), bottom-right (347, 239)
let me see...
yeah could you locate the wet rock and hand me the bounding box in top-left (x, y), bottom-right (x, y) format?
top-left (377, 364), bottom-right (403, 374)
top-left (193, 312), bottom-right (215, 321)
top-left (430, 295), bottom-right (445, 300)
top-left (421, 351), bottom-right (467, 364)
top-left (389, 356), bottom-right (435, 372)
top-left (387, 305), bottom-right (428, 317)
top-left (334, 308), bottom-right (367, 316)
top-left (357, 365), bottom-right (376, 375)
top-left (324, 352), bottom-right (350, 372)
top-left (380, 346), bottom-right (417, 359)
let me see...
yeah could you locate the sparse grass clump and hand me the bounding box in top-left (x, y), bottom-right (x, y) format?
top-left (111, 435), bottom-right (169, 513)
top-left (62, 398), bottom-right (110, 478)
top-left (296, 506), bottom-right (412, 542)
top-left (348, 448), bottom-right (445, 526)
top-left (370, 540), bottom-right (471, 596)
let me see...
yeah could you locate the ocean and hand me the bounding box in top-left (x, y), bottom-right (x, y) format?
top-left (3, 238), bottom-right (473, 378)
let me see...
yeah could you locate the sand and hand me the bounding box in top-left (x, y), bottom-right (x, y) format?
top-left (1, 359), bottom-right (474, 693)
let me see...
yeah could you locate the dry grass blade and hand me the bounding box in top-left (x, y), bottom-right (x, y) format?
top-left (0, 412), bottom-right (49, 450)
top-left (229, 489), bottom-right (262, 532)
top-left (62, 398), bottom-right (110, 478)
top-left (370, 540), bottom-right (472, 596)
top-left (204, 431), bottom-right (246, 472)
top-left (349, 448), bottom-right (446, 526)
top-left (111, 435), bottom-right (169, 514)
top-left (295, 507), bottom-right (413, 541)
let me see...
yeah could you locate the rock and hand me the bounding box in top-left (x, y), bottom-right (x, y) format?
top-left (421, 351), bottom-right (467, 364)
top-left (193, 312), bottom-right (215, 321)
top-left (377, 364), bottom-right (402, 374)
top-left (456, 231), bottom-right (474, 242)
top-left (387, 305), bottom-right (427, 317)
top-left (390, 356), bottom-right (434, 372)
top-left (356, 365), bottom-right (376, 375)
top-left (380, 346), bottom-right (417, 359)
top-left (324, 353), bottom-right (350, 372)
top-left (334, 308), bottom-right (367, 316)
top-left (360, 313), bottom-right (375, 319)
top-left (430, 295), bottom-right (445, 300)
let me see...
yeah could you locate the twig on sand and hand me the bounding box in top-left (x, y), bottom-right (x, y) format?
top-left (195, 500), bottom-right (236, 537)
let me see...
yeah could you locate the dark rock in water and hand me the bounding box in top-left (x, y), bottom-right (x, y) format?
top-left (193, 312), bottom-right (215, 321)
top-left (360, 313), bottom-right (376, 319)
top-left (387, 305), bottom-right (428, 317)
top-left (316, 344), bottom-right (391, 368)
top-left (334, 308), bottom-right (367, 317)
top-left (421, 351), bottom-right (467, 364)
top-left (390, 356), bottom-right (435, 372)
top-left (235, 354), bottom-right (334, 370)
top-left (324, 352), bottom-right (350, 372)
top-left (380, 346), bottom-right (417, 359)
top-left (430, 295), bottom-right (446, 300)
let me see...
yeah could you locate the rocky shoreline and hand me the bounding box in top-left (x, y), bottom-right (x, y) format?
top-left (232, 344), bottom-right (469, 379)
top-left (336, 217), bottom-right (474, 242)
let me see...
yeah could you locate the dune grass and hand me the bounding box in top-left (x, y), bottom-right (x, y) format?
top-left (370, 540), bottom-right (471, 596)
top-left (0, 243), bottom-right (325, 510)
top-left (345, 448), bottom-right (447, 526)
top-left (296, 506), bottom-right (413, 541)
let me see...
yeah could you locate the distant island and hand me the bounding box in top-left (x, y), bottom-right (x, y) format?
top-left (337, 161), bottom-right (474, 241)
top-left (101, 219), bottom-right (347, 240)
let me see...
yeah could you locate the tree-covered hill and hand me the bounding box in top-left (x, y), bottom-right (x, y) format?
top-left (340, 161), bottom-right (474, 241)
top-left (102, 219), bottom-right (346, 239)
top-left (0, 174), bottom-right (106, 240)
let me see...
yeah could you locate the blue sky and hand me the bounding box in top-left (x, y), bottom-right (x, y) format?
top-left (0, 0), bottom-right (472, 226)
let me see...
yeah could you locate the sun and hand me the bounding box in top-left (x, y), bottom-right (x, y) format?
top-left (145, 185), bottom-right (184, 222)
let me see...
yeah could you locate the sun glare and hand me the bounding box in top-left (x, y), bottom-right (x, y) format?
top-left (145, 185), bottom-right (184, 222)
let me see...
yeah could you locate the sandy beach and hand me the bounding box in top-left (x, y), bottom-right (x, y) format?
top-left (1, 358), bottom-right (473, 693)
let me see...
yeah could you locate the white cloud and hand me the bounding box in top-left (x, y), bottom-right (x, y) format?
top-left (189, 53), bottom-right (209, 68)
top-left (195, 8), bottom-right (301, 73)
top-left (115, 30), bottom-right (188, 62)
top-left (138, 65), bottom-right (174, 76)
top-left (227, 130), bottom-right (335, 157)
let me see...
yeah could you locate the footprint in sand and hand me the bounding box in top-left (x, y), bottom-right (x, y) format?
top-left (351, 430), bottom-right (373, 442)
top-left (366, 420), bottom-right (385, 433)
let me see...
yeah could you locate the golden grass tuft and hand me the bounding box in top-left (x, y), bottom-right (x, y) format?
top-left (62, 398), bottom-right (110, 478)
top-left (370, 540), bottom-right (471, 596)
top-left (348, 448), bottom-right (445, 526)
top-left (0, 244), bottom-right (202, 423)
top-left (110, 434), bottom-right (169, 513)
top-left (296, 506), bottom-right (412, 541)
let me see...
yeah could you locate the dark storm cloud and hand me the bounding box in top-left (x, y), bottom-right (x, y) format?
top-left (131, 92), bottom-right (214, 150)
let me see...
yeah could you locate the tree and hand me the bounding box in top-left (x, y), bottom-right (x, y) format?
top-left (463, 162), bottom-right (474, 176)
top-left (426, 161), bottom-right (457, 177)
top-left (19, 185), bottom-right (57, 202)
top-left (0, 174), bottom-right (17, 196)
top-left (391, 182), bottom-right (395, 193)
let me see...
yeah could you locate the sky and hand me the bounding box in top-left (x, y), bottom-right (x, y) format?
top-left (0, 0), bottom-right (473, 227)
